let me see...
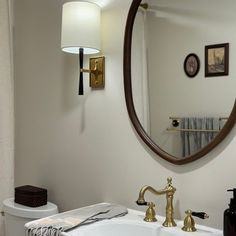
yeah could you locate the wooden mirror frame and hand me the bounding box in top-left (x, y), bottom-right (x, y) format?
top-left (123, 0), bottom-right (236, 165)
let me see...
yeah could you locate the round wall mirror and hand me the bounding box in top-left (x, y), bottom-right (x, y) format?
top-left (124, 0), bottom-right (236, 165)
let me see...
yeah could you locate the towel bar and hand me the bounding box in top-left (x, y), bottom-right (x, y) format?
top-left (166, 128), bottom-right (220, 132)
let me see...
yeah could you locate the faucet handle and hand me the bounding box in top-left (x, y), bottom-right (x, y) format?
top-left (144, 202), bottom-right (157, 222)
top-left (182, 210), bottom-right (209, 232)
top-left (192, 211), bottom-right (209, 219)
top-left (167, 177), bottom-right (172, 186)
top-left (165, 177), bottom-right (176, 193)
top-left (182, 209), bottom-right (196, 232)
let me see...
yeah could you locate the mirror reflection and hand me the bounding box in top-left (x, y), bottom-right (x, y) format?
top-left (131, 0), bottom-right (236, 158)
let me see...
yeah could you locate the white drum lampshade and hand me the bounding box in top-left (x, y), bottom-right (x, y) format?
top-left (61, 1), bottom-right (101, 55)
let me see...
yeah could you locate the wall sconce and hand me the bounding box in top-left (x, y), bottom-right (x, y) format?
top-left (61, 1), bottom-right (105, 95)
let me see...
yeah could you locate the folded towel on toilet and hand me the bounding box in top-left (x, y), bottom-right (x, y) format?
top-left (25, 203), bottom-right (128, 236)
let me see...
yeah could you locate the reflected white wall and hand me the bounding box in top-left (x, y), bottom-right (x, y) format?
top-left (146, 0), bottom-right (236, 157)
top-left (131, 9), bottom-right (150, 134)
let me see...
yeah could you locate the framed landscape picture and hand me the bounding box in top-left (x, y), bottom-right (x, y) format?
top-left (205, 43), bottom-right (229, 77)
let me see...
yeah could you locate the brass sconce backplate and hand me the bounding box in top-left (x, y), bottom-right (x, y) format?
top-left (89, 56), bottom-right (105, 89)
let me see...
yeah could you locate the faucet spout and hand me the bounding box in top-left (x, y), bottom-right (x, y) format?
top-left (136, 185), bottom-right (166, 205)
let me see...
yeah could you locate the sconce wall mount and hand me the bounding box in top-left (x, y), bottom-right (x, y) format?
top-left (81, 56), bottom-right (105, 89)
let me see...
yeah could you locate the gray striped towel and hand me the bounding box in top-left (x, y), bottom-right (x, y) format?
top-left (25, 203), bottom-right (128, 236)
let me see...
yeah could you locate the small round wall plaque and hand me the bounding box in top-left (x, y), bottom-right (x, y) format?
top-left (184, 53), bottom-right (200, 78)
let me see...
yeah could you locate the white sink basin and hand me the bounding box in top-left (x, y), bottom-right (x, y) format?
top-left (61, 208), bottom-right (223, 236)
top-left (66, 221), bottom-right (160, 236)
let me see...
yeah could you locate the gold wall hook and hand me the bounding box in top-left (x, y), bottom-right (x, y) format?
top-left (140, 3), bottom-right (148, 9)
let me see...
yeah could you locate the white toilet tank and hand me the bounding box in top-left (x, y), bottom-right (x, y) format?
top-left (3, 198), bottom-right (58, 236)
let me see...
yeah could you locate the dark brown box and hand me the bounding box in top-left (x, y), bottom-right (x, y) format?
top-left (15, 185), bottom-right (47, 207)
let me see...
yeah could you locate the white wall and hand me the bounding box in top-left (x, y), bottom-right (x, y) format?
top-left (146, 0), bottom-right (236, 157)
top-left (0, 0), bottom-right (14, 234)
top-left (14, 0), bottom-right (236, 230)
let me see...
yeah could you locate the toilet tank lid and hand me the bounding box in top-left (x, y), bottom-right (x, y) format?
top-left (3, 198), bottom-right (58, 219)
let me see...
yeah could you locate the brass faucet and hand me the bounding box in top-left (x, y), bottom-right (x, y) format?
top-left (136, 177), bottom-right (176, 227)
